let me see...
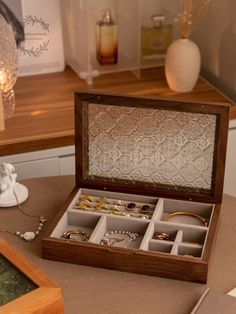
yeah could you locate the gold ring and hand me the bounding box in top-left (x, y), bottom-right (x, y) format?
top-left (116, 200), bottom-right (123, 206)
top-left (75, 203), bottom-right (89, 210)
top-left (61, 229), bottom-right (89, 241)
top-left (80, 200), bottom-right (91, 206)
top-left (153, 232), bottom-right (175, 241)
top-left (164, 211), bottom-right (208, 227)
top-left (96, 203), bottom-right (108, 211)
top-left (83, 195), bottom-right (93, 202)
top-left (111, 211), bottom-right (126, 216)
top-left (111, 205), bottom-right (120, 211)
top-left (98, 197), bottom-right (110, 204)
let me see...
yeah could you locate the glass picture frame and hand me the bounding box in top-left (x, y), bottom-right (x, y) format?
top-left (0, 236), bottom-right (64, 313)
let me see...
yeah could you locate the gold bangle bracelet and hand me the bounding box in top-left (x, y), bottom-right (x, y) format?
top-left (164, 211), bottom-right (209, 227)
top-left (61, 229), bottom-right (89, 241)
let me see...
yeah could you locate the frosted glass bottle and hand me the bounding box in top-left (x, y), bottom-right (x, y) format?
top-left (96, 10), bottom-right (118, 65)
top-left (142, 15), bottom-right (172, 57)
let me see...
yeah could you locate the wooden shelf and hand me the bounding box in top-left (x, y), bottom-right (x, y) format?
top-left (0, 66), bottom-right (233, 156)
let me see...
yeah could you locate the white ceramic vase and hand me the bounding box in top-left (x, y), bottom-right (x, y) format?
top-left (165, 38), bottom-right (201, 93)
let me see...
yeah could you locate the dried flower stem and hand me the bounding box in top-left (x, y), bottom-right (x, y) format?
top-left (176, 0), bottom-right (211, 38)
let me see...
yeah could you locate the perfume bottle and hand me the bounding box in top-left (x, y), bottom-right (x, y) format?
top-left (96, 10), bottom-right (118, 65)
top-left (141, 15), bottom-right (173, 57)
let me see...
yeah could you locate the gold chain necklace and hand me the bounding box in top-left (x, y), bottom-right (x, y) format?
top-left (0, 190), bottom-right (47, 241)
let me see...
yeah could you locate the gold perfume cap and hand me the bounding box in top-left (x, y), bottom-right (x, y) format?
top-left (152, 15), bottom-right (165, 27)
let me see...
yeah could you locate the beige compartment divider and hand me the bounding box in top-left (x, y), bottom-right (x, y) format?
top-left (170, 243), bottom-right (179, 255)
top-left (89, 215), bottom-right (107, 244)
top-left (69, 189), bottom-right (83, 209)
top-left (175, 230), bottom-right (183, 243)
top-left (50, 211), bottom-right (68, 238)
top-left (50, 210), bottom-right (101, 240)
top-left (139, 221), bottom-right (154, 250)
top-left (151, 198), bottom-right (164, 222)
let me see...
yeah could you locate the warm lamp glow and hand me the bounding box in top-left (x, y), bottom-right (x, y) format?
top-left (0, 14), bottom-right (18, 119)
top-left (0, 69), bottom-right (6, 87)
top-left (31, 110), bottom-right (46, 116)
top-left (0, 90), bottom-right (5, 131)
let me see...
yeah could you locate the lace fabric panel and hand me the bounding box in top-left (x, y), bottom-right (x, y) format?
top-left (87, 103), bottom-right (216, 191)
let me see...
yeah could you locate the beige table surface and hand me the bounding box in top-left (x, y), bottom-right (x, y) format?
top-left (1, 176), bottom-right (236, 314)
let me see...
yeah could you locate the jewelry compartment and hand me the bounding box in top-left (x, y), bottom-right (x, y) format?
top-left (50, 210), bottom-right (101, 242)
top-left (176, 245), bottom-right (203, 258)
top-left (146, 222), bottom-right (207, 257)
top-left (93, 215), bottom-right (149, 248)
top-left (48, 191), bottom-right (211, 257)
top-left (148, 241), bottom-right (173, 254)
top-left (72, 188), bottom-right (158, 220)
top-left (42, 93), bottom-right (230, 283)
top-left (160, 199), bottom-right (214, 227)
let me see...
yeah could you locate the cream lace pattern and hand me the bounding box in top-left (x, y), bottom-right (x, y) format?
top-left (87, 103), bottom-right (216, 190)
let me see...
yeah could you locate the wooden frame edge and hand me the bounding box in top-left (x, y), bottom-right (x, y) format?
top-left (0, 237), bottom-right (64, 313)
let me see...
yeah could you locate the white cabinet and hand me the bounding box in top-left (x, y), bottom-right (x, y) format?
top-left (224, 121), bottom-right (236, 197)
top-left (13, 158), bottom-right (59, 179)
top-left (59, 155), bottom-right (76, 175)
top-left (0, 146), bottom-right (75, 180)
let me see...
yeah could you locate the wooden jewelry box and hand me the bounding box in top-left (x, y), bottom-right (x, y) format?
top-left (42, 92), bottom-right (229, 283)
top-left (0, 236), bottom-right (64, 313)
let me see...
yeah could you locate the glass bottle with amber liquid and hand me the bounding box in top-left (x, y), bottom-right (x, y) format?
top-left (96, 10), bottom-right (118, 65)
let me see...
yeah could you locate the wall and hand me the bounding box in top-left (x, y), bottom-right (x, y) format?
top-left (2, 0), bottom-right (22, 20)
top-left (191, 0), bottom-right (236, 102)
top-left (141, 0), bottom-right (236, 103)
top-left (140, 0), bottom-right (178, 24)
top-left (4, 0), bottom-right (235, 102)
top-left (3, 0), bottom-right (65, 76)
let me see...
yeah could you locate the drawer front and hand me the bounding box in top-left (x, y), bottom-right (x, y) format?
top-left (13, 158), bottom-right (59, 180)
top-left (59, 155), bottom-right (75, 175)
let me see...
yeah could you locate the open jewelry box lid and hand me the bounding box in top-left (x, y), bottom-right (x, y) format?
top-left (74, 92), bottom-right (230, 204)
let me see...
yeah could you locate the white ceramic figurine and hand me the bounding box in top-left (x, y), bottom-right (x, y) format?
top-left (0, 162), bottom-right (17, 195)
top-left (0, 162), bottom-right (28, 207)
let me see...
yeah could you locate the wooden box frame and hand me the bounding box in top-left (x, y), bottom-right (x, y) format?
top-left (42, 92), bottom-right (230, 283)
top-left (0, 237), bottom-right (64, 313)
